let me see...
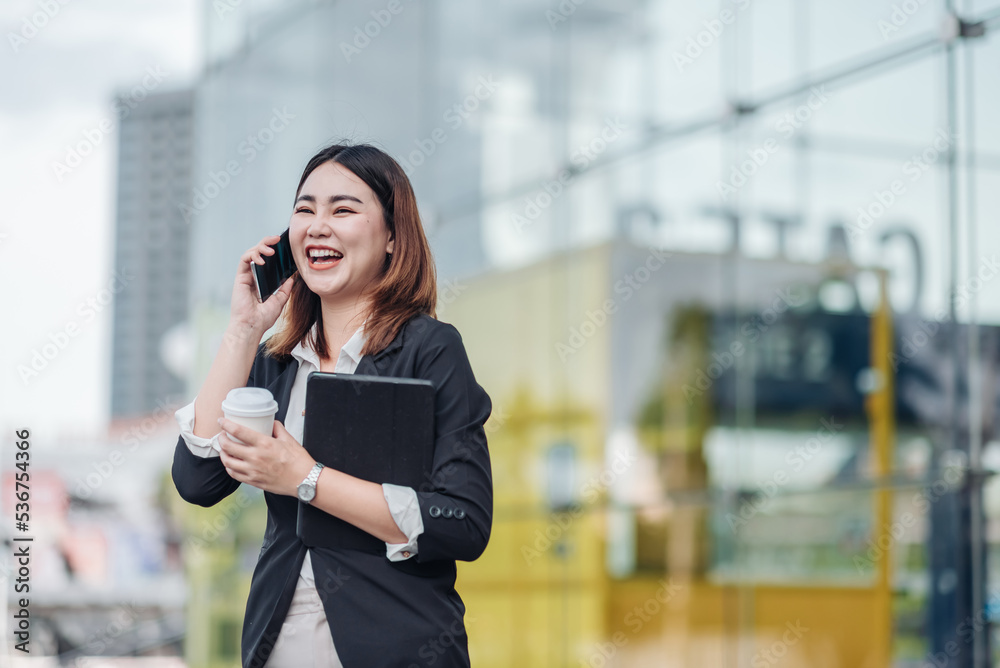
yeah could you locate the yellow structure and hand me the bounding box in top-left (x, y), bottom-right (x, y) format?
top-left (443, 238), bottom-right (896, 667)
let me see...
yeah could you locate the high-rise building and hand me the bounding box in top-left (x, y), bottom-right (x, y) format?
top-left (110, 88), bottom-right (194, 418)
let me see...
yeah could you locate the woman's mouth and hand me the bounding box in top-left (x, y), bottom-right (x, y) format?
top-left (308, 249), bottom-right (343, 270)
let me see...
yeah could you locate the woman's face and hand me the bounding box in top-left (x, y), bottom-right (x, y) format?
top-left (289, 161), bottom-right (394, 305)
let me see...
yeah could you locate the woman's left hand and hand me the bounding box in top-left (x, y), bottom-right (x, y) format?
top-left (217, 417), bottom-right (315, 497)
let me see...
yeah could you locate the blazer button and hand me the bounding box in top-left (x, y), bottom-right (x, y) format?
top-left (429, 505), bottom-right (441, 518)
top-left (441, 507), bottom-right (454, 519)
top-left (454, 508), bottom-right (466, 519)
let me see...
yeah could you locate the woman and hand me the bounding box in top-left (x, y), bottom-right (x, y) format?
top-left (171, 142), bottom-right (493, 668)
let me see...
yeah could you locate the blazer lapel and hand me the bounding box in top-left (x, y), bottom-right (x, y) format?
top-left (265, 359), bottom-right (299, 424)
top-left (263, 314), bottom-right (412, 405)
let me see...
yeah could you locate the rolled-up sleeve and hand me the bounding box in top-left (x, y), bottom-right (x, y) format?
top-left (382, 483), bottom-right (423, 561)
top-left (171, 343), bottom-right (265, 508)
top-left (174, 398), bottom-right (222, 459)
top-left (412, 323), bottom-right (493, 563)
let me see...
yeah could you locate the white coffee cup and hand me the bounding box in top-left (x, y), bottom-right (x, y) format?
top-left (221, 387), bottom-right (279, 445)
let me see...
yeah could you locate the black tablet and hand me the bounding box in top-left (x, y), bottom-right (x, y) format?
top-left (297, 372), bottom-right (435, 551)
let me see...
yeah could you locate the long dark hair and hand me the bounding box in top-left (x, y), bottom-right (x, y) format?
top-left (263, 142), bottom-right (437, 360)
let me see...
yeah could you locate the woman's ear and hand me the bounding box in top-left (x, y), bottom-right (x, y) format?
top-left (386, 236), bottom-right (394, 255)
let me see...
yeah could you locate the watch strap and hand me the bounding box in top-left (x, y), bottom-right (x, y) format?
top-left (302, 462), bottom-right (325, 486)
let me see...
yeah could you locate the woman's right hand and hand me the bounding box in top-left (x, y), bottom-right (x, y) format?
top-left (229, 235), bottom-right (296, 335)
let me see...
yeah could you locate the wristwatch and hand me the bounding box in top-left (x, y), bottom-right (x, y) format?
top-left (297, 462), bottom-right (325, 504)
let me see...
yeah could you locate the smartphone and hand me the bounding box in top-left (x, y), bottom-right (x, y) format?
top-left (252, 228), bottom-right (297, 302)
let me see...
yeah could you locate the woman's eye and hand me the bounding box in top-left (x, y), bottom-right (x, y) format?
top-left (334, 208), bottom-right (353, 214)
top-left (295, 207), bottom-right (312, 214)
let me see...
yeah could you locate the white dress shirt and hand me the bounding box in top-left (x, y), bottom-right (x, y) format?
top-left (173, 320), bottom-right (426, 665)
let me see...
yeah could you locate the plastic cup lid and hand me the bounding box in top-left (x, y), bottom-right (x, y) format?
top-left (221, 387), bottom-right (278, 418)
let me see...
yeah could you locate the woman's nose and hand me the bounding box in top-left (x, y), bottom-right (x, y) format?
top-left (307, 211), bottom-right (334, 236)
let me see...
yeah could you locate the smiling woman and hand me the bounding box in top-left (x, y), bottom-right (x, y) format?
top-left (171, 141), bottom-right (492, 668)
top-left (267, 143), bottom-right (437, 363)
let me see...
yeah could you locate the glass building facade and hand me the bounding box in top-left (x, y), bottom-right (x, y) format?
top-left (177, 0), bottom-right (1000, 665)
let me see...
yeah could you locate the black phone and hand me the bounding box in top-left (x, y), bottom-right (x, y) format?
top-left (251, 228), bottom-right (297, 302)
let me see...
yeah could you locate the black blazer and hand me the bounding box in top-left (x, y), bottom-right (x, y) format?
top-left (171, 312), bottom-right (493, 668)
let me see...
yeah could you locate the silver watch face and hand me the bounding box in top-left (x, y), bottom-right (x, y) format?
top-left (297, 483), bottom-right (316, 503)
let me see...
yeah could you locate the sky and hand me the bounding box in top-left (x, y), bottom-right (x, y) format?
top-left (2, 0), bottom-right (200, 443)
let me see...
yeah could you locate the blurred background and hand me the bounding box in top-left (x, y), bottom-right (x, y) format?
top-left (2, 0), bottom-right (1000, 666)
